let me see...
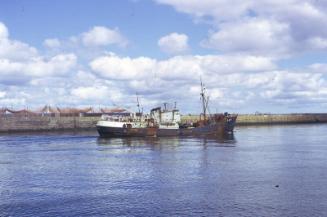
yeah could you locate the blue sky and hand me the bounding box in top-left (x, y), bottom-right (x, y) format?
top-left (0, 0), bottom-right (209, 58)
top-left (0, 0), bottom-right (327, 113)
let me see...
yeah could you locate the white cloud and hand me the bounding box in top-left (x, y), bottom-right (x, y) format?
top-left (155, 0), bottom-right (251, 22)
top-left (248, 70), bottom-right (326, 104)
top-left (25, 53), bottom-right (77, 77)
top-left (308, 63), bottom-right (327, 74)
top-left (0, 91), bottom-right (6, 98)
top-left (0, 22), bottom-right (77, 85)
top-left (0, 22), bottom-right (9, 39)
top-left (74, 70), bottom-right (98, 86)
top-left (90, 53), bottom-right (276, 81)
top-left (155, 0), bottom-right (326, 24)
top-left (158, 32), bottom-right (189, 55)
top-left (156, 55), bottom-right (202, 79)
top-left (201, 18), bottom-right (291, 56)
top-left (0, 22), bottom-right (38, 61)
top-left (72, 86), bottom-right (108, 100)
top-left (155, 0), bottom-right (327, 55)
top-left (82, 26), bottom-right (128, 47)
top-left (208, 88), bottom-right (224, 100)
top-left (0, 98), bottom-right (26, 106)
top-left (308, 37), bottom-right (327, 49)
top-left (40, 26), bottom-right (129, 56)
top-left (43, 38), bottom-right (61, 48)
top-left (0, 53), bottom-right (77, 78)
top-left (1, 49), bottom-right (326, 112)
top-left (0, 17), bottom-right (326, 113)
top-left (156, 55), bottom-right (276, 81)
top-left (90, 52), bottom-right (327, 112)
top-left (90, 54), bottom-right (156, 80)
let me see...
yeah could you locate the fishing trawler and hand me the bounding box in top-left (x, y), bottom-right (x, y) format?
top-left (96, 81), bottom-right (237, 137)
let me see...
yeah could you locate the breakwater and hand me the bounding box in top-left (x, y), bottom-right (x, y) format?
top-left (1, 113), bottom-right (327, 133)
top-left (0, 115), bottom-right (100, 133)
top-left (181, 113), bottom-right (327, 125)
top-left (237, 113), bottom-right (327, 125)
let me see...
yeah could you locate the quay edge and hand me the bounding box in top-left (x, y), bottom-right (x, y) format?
top-left (1, 113), bottom-right (327, 133)
top-left (181, 113), bottom-right (327, 126)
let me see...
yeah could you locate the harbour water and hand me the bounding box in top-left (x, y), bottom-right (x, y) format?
top-left (1, 124), bottom-right (327, 216)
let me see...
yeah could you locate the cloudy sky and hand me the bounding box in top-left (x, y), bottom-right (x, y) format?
top-left (1, 0), bottom-right (327, 113)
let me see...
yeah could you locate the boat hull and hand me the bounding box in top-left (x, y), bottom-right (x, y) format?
top-left (97, 118), bottom-right (236, 137)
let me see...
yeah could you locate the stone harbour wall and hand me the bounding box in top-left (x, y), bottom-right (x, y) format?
top-left (236, 113), bottom-right (327, 125)
top-left (1, 113), bottom-right (327, 133)
top-left (181, 113), bottom-right (327, 126)
top-left (0, 116), bottom-right (100, 133)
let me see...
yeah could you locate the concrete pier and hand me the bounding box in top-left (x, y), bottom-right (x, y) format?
top-left (181, 113), bottom-right (327, 126)
top-left (235, 113), bottom-right (327, 125)
top-left (0, 116), bottom-right (100, 133)
top-left (1, 113), bottom-right (327, 133)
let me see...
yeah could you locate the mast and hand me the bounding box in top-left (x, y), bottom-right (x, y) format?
top-left (136, 94), bottom-right (141, 114)
top-left (200, 77), bottom-right (207, 120)
top-left (136, 93), bottom-right (141, 121)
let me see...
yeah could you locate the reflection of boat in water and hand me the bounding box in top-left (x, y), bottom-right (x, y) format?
top-left (96, 81), bottom-right (237, 138)
top-left (97, 136), bottom-right (179, 147)
top-left (97, 134), bottom-right (236, 148)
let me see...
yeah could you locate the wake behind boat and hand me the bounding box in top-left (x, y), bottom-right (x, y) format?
top-left (96, 81), bottom-right (237, 137)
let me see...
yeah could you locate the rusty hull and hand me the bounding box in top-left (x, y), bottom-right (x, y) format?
top-left (97, 115), bottom-right (237, 138)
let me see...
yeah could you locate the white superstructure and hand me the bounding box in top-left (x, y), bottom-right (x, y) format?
top-left (96, 114), bottom-right (148, 128)
top-left (96, 104), bottom-right (182, 130)
top-left (150, 106), bottom-right (181, 129)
